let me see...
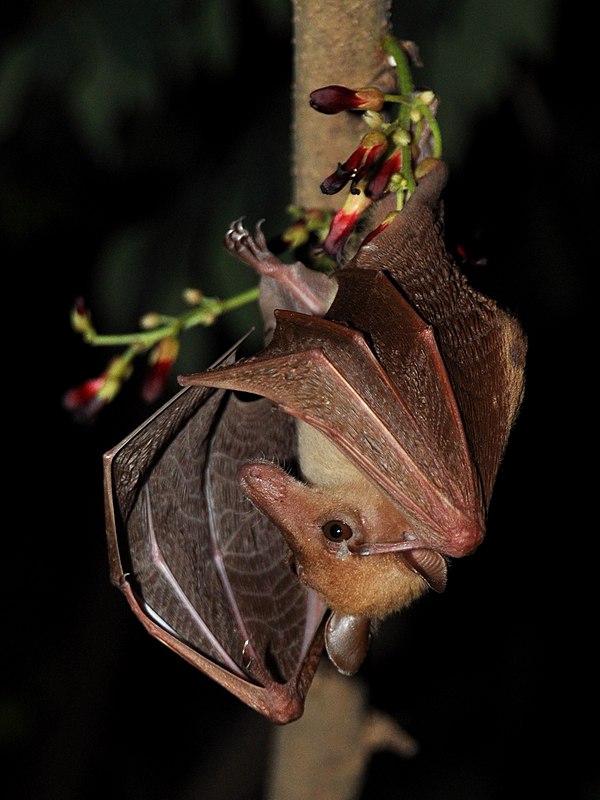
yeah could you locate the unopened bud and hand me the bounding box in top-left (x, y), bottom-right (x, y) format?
top-left (183, 288), bottom-right (203, 305)
top-left (393, 129), bottom-right (411, 148)
top-left (70, 298), bottom-right (93, 335)
top-left (414, 157), bottom-right (441, 180)
top-left (281, 221), bottom-right (309, 250)
top-left (309, 85), bottom-right (385, 114)
top-left (417, 90), bottom-right (435, 106)
top-left (303, 208), bottom-right (329, 230)
top-left (140, 312), bottom-right (162, 330)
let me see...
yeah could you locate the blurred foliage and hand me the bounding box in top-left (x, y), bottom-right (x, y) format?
top-left (0, 0), bottom-right (290, 154)
top-left (393, 0), bottom-right (558, 165)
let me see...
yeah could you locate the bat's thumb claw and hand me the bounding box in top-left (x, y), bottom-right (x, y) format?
top-left (325, 612), bottom-right (371, 675)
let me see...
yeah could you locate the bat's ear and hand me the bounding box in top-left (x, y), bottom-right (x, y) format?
top-left (324, 612), bottom-right (371, 675)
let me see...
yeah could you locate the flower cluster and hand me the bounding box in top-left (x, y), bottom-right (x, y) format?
top-left (62, 298), bottom-right (178, 421)
top-left (309, 36), bottom-right (442, 258)
top-left (63, 287), bottom-right (259, 421)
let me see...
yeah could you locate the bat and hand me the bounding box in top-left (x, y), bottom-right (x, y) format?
top-left (104, 159), bottom-right (526, 723)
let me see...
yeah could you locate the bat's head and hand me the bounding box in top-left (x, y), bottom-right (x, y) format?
top-left (239, 460), bottom-right (444, 620)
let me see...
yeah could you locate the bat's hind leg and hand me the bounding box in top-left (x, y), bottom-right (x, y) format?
top-left (225, 218), bottom-right (337, 317)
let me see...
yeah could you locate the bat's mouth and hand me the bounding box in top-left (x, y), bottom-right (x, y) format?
top-left (349, 537), bottom-right (448, 593)
top-left (402, 549), bottom-right (447, 593)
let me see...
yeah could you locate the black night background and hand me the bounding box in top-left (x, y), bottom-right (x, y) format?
top-left (2, 1), bottom-right (595, 798)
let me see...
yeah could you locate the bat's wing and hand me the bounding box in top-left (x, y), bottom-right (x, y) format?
top-left (181, 270), bottom-right (485, 558)
top-left (104, 382), bottom-right (327, 724)
top-left (353, 161), bottom-right (527, 505)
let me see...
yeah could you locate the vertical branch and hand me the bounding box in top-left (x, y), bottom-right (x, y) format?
top-left (265, 661), bottom-right (417, 800)
top-left (265, 4), bottom-right (417, 799)
top-left (292, 0), bottom-right (393, 209)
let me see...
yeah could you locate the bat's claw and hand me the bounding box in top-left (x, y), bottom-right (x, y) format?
top-left (224, 217), bottom-right (336, 316)
top-left (325, 612), bottom-right (371, 675)
top-left (225, 218), bottom-right (272, 272)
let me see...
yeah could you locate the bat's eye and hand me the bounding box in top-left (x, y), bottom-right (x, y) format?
top-left (322, 520), bottom-right (353, 542)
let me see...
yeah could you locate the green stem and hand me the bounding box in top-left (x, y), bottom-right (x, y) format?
top-left (382, 93), bottom-right (412, 105)
top-left (382, 35), bottom-right (418, 197)
top-left (382, 36), bottom-right (414, 122)
top-left (418, 103), bottom-right (443, 158)
top-left (84, 286), bottom-right (260, 349)
top-left (198, 284), bottom-right (260, 316)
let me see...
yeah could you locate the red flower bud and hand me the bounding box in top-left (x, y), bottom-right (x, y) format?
top-left (63, 355), bottom-right (131, 422)
top-left (322, 188), bottom-right (372, 257)
top-left (309, 85), bottom-right (385, 114)
top-left (62, 375), bottom-right (108, 422)
top-left (366, 149), bottom-right (403, 200)
top-left (360, 210), bottom-right (399, 249)
top-left (142, 337), bottom-right (179, 404)
top-left (320, 131), bottom-right (388, 196)
top-left (63, 376), bottom-right (105, 408)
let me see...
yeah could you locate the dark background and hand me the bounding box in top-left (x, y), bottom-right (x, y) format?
top-left (2, 1), bottom-right (595, 798)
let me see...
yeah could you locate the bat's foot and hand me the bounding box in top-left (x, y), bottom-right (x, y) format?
top-left (225, 218), bottom-right (283, 277)
top-left (224, 218), bottom-right (337, 317)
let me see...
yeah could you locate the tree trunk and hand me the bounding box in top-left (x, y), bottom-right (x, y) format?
top-left (265, 4), bottom-right (418, 799)
top-left (292, 0), bottom-right (393, 209)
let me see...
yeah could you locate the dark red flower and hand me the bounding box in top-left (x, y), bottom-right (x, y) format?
top-left (309, 85), bottom-right (385, 114)
top-left (320, 163), bottom-right (355, 196)
top-left (320, 131), bottom-right (388, 195)
top-left (366, 149), bottom-right (403, 200)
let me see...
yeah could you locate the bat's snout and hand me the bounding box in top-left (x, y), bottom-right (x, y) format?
top-left (239, 461), bottom-right (290, 505)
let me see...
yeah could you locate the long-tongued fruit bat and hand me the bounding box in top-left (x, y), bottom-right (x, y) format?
top-left (104, 160), bottom-right (526, 723)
